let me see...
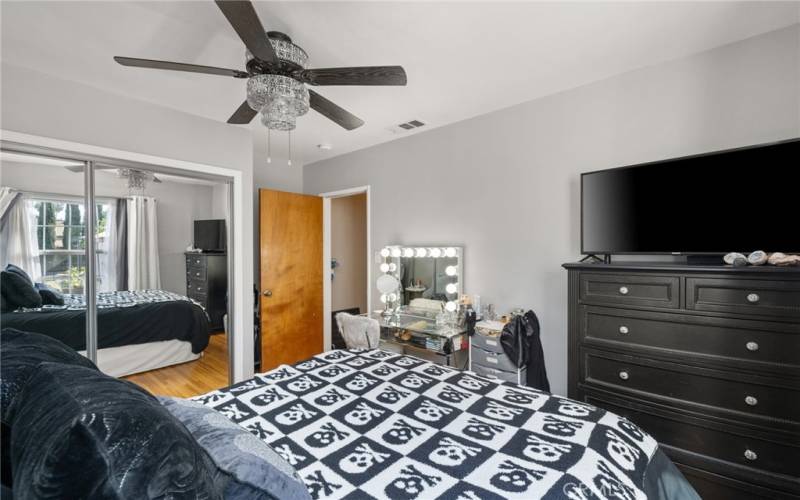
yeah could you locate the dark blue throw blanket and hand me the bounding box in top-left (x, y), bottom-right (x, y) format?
top-left (196, 349), bottom-right (698, 500)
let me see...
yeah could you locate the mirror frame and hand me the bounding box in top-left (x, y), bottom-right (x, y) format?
top-left (378, 245), bottom-right (463, 311)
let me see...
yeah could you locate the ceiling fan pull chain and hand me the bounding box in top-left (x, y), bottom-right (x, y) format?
top-left (288, 130), bottom-right (292, 166)
top-left (266, 129), bottom-right (272, 164)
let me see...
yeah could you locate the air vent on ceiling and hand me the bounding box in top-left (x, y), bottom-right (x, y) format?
top-left (388, 119), bottom-right (426, 134)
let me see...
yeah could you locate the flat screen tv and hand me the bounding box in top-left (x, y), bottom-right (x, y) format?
top-left (194, 219), bottom-right (226, 253)
top-left (581, 139), bottom-right (799, 256)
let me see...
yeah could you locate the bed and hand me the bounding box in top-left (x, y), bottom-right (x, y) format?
top-left (0, 290), bottom-right (210, 377)
top-left (194, 348), bottom-right (699, 500)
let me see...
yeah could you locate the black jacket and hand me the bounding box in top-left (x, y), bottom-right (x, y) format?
top-left (500, 310), bottom-right (550, 392)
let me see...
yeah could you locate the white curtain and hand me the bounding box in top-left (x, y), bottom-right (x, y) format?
top-left (126, 195), bottom-right (160, 290)
top-left (0, 187), bottom-right (41, 281)
top-left (96, 202), bottom-right (117, 292)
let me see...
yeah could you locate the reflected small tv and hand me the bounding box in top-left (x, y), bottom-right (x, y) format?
top-left (581, 139), bottom-right (799, 256)
top-left (194, 219), bottom-right (226, 253)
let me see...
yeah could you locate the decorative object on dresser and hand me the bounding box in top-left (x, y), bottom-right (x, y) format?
top-left (563, 261), bottom-right (800, 500)
top-left (186, 252), bottom-right (227, 331)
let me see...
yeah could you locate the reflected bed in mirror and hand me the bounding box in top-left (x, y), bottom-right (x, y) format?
top-left (378, 245), bottom-right (462, 313)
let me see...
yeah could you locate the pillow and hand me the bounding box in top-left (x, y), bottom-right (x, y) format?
top-left (160, 397), bottom-right (311, 500)
top-left (6, 363), bottom-right (224, 500)
top-left (34, 283), bottom-right (64, 306)
top-left (0, 328), bottom-right (98, 423)
top-left (4, 264), bottom-right (32, 284)
top-left (0, 270), bottom-right (41, 310)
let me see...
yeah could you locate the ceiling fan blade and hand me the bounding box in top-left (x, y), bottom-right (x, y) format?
top-left (152, 175), bottom-right (163, 184)
top-left (215, 0), bottom-right (277, 63)
top-left (309, 89), bottom-right (364, 130)
top-left (227, 100), bottom-right (258, 124)
top-left (298, 66), bottom-right (407, 86)
top-left (114, 56), bottom-right (247, 78)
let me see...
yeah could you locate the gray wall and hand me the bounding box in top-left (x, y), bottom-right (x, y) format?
top-left (0, 161), bottom-right (220, 295)
top-left (303, 25), bottom-right (800, 396)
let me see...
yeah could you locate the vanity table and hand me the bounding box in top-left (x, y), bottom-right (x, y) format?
top-left (366, 309), bottom-right (468, 368)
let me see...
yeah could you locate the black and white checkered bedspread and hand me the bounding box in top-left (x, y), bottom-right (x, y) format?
top-left (195, 349), bottom-right (661, 500)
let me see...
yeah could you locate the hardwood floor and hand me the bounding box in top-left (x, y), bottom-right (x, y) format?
top-left (123, 333), bottom-right (229, 398)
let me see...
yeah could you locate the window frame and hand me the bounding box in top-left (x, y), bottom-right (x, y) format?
top-left (27, 194), bottom-right (114, 294)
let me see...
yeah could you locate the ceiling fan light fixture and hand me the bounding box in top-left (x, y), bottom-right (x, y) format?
top-left (245, 33), bottom-right (308, 68)
top-left (248, 74), bottom-right (309, 131)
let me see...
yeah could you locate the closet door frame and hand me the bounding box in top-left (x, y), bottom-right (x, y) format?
top-left (1, 130), bottom-right (252, 384)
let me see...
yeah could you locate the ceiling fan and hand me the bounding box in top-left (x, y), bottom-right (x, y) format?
top-left (113, 0), bottom-right (407, 131)
top-left (65, 165), bottom-right (162, 195)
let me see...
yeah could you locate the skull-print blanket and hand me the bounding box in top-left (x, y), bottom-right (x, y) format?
top-left (194, 349), bottom-right (696, 500)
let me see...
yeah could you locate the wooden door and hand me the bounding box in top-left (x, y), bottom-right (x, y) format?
top-left (259, 189), bottom-right (323, 371)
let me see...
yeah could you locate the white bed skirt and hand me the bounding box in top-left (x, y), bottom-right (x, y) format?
top-left (79, 339), bottom-right (200, 378)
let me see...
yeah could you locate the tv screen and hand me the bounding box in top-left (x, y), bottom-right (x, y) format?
top-left (194, 219), bottom-right (226, 252)
top-left (582, 139), bottom-right (799, 255)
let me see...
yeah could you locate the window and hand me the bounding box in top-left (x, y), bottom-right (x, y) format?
top-left (32, 199), bottom-right (111, 294)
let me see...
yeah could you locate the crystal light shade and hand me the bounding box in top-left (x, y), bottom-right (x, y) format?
top-left (247, 74), bottom-right (309, 131)
top-left (245, 37), bottom-right (308, 68)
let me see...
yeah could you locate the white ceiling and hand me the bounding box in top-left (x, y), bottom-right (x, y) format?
top-left (2, 2), bottom-right (798, 165)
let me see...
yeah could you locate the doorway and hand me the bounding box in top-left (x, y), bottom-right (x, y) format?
top-left (321, 186), bottom-right (371, 351)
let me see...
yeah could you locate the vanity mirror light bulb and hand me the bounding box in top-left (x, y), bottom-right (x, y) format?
top-left (380, 248), bottom-right (390, 258)
top-left (391, 248), bottom-right (402, 258)
top-left (445, 247), bottom-right (456, 258)
top-left (445, 301), bottom-right (457, 312)
top-left (380, 294), bottom-right (388, 303)
top-left (388, 263), bottom-right (397, 272)
top-left (430, 248), bottom-right (442, 258)
top-left (445, 265), bottom-right (457, 276)
top-left (416, 248), bottom-right (427, 257)
top-left (388, 293), bottom-right (398, 302)
top-left (445, 283), bottom-right (458, 294)
top-left (380, 263), bottom-right (390, 273)
top-left (403, 248), bottom-right (415, 258)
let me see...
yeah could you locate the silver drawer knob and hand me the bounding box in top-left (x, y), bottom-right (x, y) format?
top-left (619, 286), bottom-right (629, 295)
top-left (619, 371), bottom-right (629, 381)
top-left (746, 293), bottom-right (760, 304)
top-left (746, 341), bottom-right (759, 352)
top-left (619, 326), bottom-right (629, 335)
top-left (745, 396), bottom-right (758, 406)
top-left (744, 449), bottom-right (757, 461)
top-left (195, 272), bottom-right (200, 277)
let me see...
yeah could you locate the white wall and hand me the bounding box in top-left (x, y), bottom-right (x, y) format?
top-left (303, 25), bottom-right (800, 396)
top-left (0, 161), bottom-right (220, 295)
top-left (1, 63), bottom-right (256, 379)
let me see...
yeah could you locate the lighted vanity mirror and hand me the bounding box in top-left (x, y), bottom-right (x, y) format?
top-left (378, 245), bottom-right (462, 312)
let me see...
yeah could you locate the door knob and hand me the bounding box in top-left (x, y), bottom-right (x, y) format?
top-left (263, 290), bottom-right (273, 297)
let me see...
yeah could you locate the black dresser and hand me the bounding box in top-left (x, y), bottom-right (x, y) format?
top-left (185, 252), bottom-right (227, 331)
top-left (564, 262), bottom-right (800, 500)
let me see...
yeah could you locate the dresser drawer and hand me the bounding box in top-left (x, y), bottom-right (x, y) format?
top-left (186, 266), bottom-right (207, 281)
top-left (471, 363), bottom-right (526, 385)
top-left (186, 278), bottom-right (207, 295)
top-left (471, 345), bottom-right (518, 371)
top-left (687, 278), bottom-right (800, 319)
top-left (584, 391), bottom-right (800, 488)
top-left (581, 306), bottom-right (800, 369)
top-left (583, 350), bottom-right (800, 424)
top-left (471, 330), bottom-right (504, 354)
top-left (186, 254), bottom-right (206, 268)
top-left (579, 273), bottom-right (679, 309)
